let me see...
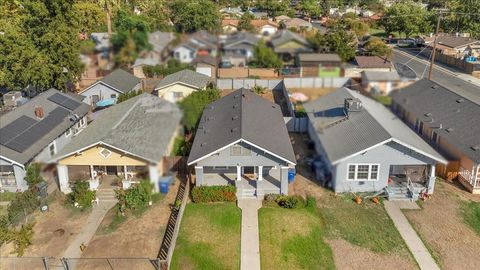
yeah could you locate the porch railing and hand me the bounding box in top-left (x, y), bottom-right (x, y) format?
top-left (459, 166), bottom-right (477, 188)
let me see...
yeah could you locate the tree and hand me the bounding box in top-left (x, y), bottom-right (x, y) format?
top-left (238, 12), bottom-right (254, 32)
top-left (73, 1), bottom-right (105, 34)
top-left (308, 30), bottom-right (357, 61)
top-left (111, 9), bottom-right (151, 53)
top-left (134, 0), bottom-right (171, 31)
top-left (441, 0), bottom-right (480, 39)
top-left (250, 41), bottom-right (283, 68)
top-left (25, 163), bottom-right (43, 187)
top-left (0, 0), bottom-right (83, 91)
top-left (179, 86), bottom-right (221, 131)
top-left (256, 0), bottom-right (290, 17)
top-left (299, 0), bottom-right (322, 18)
top-left (380, 1), bottom-right (432, 38)
top-left (115, 37), bottom-right (138, 67)
top-left (364, 37), bottom-right (392, 58)
top-left (169, 0), bottom-right (220, 33)
top-left (346, 19), bottom-right (370, 38)
top-left (117, 89), bottom-right (143, 103)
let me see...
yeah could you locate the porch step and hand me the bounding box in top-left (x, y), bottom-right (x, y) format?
top-left (96, 188), bottom-right (117, 202)
top-left (237, 188), bottom-right (256, 198)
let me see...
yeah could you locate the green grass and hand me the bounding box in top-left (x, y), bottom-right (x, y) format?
top-left (0, 191), bottom-right (17, 201)
top-left (319, 194), bottom-right (411, 255)
top-left (171, 202), bottom-right (241, 270)
top-left (259, 203), bottom-right (335, 270)
top-left (460, 200), bottom-right (480, 235)
top-left (375, 95), bottom-right (392, 106)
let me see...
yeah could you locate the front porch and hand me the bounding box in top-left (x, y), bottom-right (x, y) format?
top-left (386, 164), bottom-right (436, 201)
top-left (195, 165), bottom-right (289, 197)
top-left (57, 163), bottom-right (160, 193)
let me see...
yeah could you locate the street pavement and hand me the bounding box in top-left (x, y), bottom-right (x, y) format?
top-left (392, 48), bottom-right (480, 104)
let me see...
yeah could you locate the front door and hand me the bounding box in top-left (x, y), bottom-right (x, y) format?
top-left (106, 166), bottom-right (118, 175)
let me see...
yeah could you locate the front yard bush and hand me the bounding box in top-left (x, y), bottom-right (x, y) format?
top-left (7, 190), bottom-right (40, 224)
top-left (191, 186), bottom-right (237, 203)
top-left (116, 180), bottom-right (153, 215)
top-left (275, 195), bottom-right (305, 209)
top-left (68, 181), bottom-right (96, 210)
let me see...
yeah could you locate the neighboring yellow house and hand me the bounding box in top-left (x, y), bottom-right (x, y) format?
top-left (154, 69), bottom-right (212, 103)
top-left (52, 93), bottom-right (182, 193)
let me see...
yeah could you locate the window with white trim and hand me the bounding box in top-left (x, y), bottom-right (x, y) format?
top-left (347, 164), bottom-right (380, 181)
top-left (49, 142), bottom-right (56, 157)
top-left (80, 117), bottom-right (85, 126)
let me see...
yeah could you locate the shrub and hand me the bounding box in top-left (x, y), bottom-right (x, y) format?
top-left (11, 222), bottom-right (34, 256)
top-left (252, 85), bottom-right (267, 95)
top-left (116, 180), bottom-right (153, 215)
top-left (275, 195), bottom-right (305, 209)
top-left (264, 193), bottom-right (280, 203)
top-left (191, 186), bottom-right (237, 203)
top-left (117, 90), bottom-right (143, 103)
top-left (25, 163), bottom-right (43, 186)
top-left (7, 190), bottom-right (40, 225)
top-left (68, 181), bottom-right (96, 210)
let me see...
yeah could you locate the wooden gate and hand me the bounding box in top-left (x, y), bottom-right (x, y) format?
top-left (436, 161), bottom-right (460, 181)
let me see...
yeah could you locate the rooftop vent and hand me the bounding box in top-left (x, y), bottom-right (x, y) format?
top-left (344, 98), bottom-right (362, 114)
top-left (233, 104), bottom-right (239, 108)
top-left (446, 128), bottom-right (454, 132)
top-left (231, 127), bottom-right (238, 132)
top-left (234, 94), bottom-right (240, 99)
top-left (424, 112), bottom-right (432, 117)
top-left (454, 108), bottom-right (461, 113)
top-left (207, 116), bottom-right (214, 121)
top-left (200, 142), bottom-right (207, 147)
top-left (471, 145), bottom-right (480, 151)
top-left (456, 99), bottom-right (464, 103)
top-left (431, 85), bottom-right (438, 89)
top-left (232, 115), bottom-right (239, 120)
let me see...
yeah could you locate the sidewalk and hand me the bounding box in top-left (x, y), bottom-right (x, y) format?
top-left (384, 201), bottom-right (439, 270)
top-left (59, 201), bottom-right (116, 269)
top-left (237, 198), bottom-right (262, 270)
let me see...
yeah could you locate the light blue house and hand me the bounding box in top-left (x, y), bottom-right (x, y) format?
top-left (304, 88), bottom-right (447, 200)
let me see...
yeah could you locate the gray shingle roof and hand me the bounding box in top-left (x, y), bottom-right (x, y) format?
top-left (0, 89), bottom-right (89, 165)
top-left (99, 69), bottom-right (141, 94)
top-left (54, 94), bottom-right (182, 163)
top-left (362, 71), bottom-right (401, 81)
top-left (154, 70), bottom-right (212, 90)
top-left (148, 31), bottom-right (174, 53)
top-left (432, 36), bottom-right (480, 49)
top-left (187, 88), bottom-right (296, 165)
top-left (224, 32), bottom-right (260, 48)
top-left (298, 53), bottom-right (342, 63)
top-left (271, 30), bottom-right (312, 53)
top-left (391, 79), bottom-right (480, 163)
top-left (355, 56), bottom-right (392, 68)
top-left (304, 87), bottom-right (446, 165)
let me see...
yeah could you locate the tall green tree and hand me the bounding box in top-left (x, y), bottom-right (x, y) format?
top-left (380, 1), bottom-right (432, 38)
top-left (179, 86), bottom-right (221, 131)
top-left (299, 0), bottom-right (322, 18)
top-left (73, 1), bottom-right (105, 34)
top-left (256, 0), bottom-right (290, 17)
top-left (169, 0), bottom-right (220, 33)
top-left (364, 37), bottom-right (392, 58)
top-left (238, 12), bottom-right (254, 32)
top-left (111, 9), bottom-right (151, 53)
top-left (134, 0), bottom-right (171, 31)
top-left (250, 41), bottom-right (283, 68)
top-left (0, 0), bottom-right (83, 91)
top-left (308, 30), bottom-right (357, 61)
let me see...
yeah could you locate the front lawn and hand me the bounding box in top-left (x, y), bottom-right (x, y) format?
top-left (259, 204), bottom-right (335, 270)
top-left (461, 200), bottom-right (480, 235)
top-left (171, 202), bottom-right (241, 270)
top-left (319, 195), bottom-right (411, 256)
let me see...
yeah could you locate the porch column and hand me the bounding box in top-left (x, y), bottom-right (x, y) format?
top-left (195, 166), bottom-right (204, 186)
top-left (90, 165), bottom-right (95, 180)
top-left (236, 165), bottom-right (241, 181)
top-left (427, 164), bottom-right (436, 194)
top-left (13, 165), bottom-right (28, 191)
top-left (280, 166), bottom-right (289, 195)
top-left (123, 165), bottom-right (128, 179)
top-left (258, 166), bottom-right (263, 181)
top-left (57, 164), bottom-right (71, 194)
top-left (148, 165), bottom-right (159, 193)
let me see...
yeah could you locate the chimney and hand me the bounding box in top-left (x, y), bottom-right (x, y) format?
top-left (344, 98), bottom-right (363, 115)
top-left (34, 106), bottom-right (44, 119)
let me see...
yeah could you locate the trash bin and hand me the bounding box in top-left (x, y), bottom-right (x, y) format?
top-left (35, 181), bottom-right (48, 198)
top-left (288, 169), bottom-right (296, 183)
top-left (159, 181), bottom-right (170, 194)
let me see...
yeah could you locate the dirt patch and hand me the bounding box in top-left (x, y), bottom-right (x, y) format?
top-left (404, 181), bottom-right (480, 269)
top-left (78, 178), bottom-right (180, 262)
top-left (0, 192), bottom-right (91, 258)
top-left (288, 87), bottom-right (336, 101)
top-left (328, 239), bottom-right (416, 270)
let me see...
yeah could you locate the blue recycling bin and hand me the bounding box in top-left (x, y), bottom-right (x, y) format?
top-left (159, 181), bottom-right (169, 193)
top-left (288, 169), bottom-right (296, 183)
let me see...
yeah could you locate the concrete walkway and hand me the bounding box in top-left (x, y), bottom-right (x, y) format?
top-left (59, 201), bottom-right (116, 269)
top-left (237, 198), bottom-right (262, 270)
top-left (384, 201), bottom-right (440, 270)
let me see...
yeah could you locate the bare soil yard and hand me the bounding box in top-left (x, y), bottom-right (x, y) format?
top-left (404, 180), bottom-right (480, 269)
top-left (75, 178), bottom-right (181, 270)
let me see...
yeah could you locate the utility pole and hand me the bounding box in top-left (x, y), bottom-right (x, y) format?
top-left (428, 8), bottom-right (448, 80)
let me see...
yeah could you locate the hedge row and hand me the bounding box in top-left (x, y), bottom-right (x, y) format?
top-left (191, 186), bottom-right (237, 203)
